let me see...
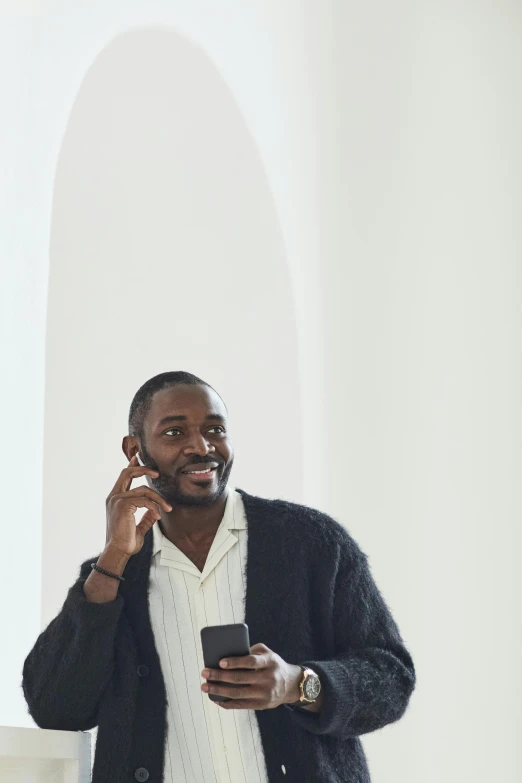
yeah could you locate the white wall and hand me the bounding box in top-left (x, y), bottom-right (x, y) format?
top-left (1, 1), bottom-right (521, 782)
top-left (0, 0), bottom-right (329, 732)
top-left (43, 25), bottom-right (303, 629)
top-left (324, 3), bottom-right (522, 781)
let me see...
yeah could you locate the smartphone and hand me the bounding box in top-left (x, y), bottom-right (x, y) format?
top-left (200, 623), bottom-right (250, 702)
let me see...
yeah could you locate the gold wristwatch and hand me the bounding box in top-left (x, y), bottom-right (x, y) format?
top-left (289, 666), bottom-right (321, 706)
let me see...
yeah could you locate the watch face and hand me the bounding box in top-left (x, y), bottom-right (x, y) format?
top-left (304, 673), bottom-right (321, 701)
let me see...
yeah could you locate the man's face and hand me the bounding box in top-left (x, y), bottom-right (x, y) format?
top-left (138, 384), bottom-right (233, 507)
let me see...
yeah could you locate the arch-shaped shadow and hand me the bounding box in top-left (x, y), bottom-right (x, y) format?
top-left (43, 28), bottom-right (302, 624)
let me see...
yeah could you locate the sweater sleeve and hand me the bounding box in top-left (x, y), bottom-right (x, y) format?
top-left (22, 558), bottom-right (125, 731)
top-left (289, 539), bottom-right (416, 739)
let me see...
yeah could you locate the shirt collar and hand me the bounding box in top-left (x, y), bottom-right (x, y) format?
top-left (152, 485), bottom-right (246, 557)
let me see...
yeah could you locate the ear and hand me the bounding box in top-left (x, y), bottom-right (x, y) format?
top-left (122, 435), bottom-right (139, 462)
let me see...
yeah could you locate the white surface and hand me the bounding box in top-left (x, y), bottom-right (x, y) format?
top-left (1, 0), bottom-right (329, 732)
top-left (42, 23), bottom-right (303, 626)
top-left (0, 726), bottom-right (91, 783)
top-left (324, 5), bottom-right (522, 782)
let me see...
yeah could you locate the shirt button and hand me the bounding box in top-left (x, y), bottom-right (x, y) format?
top-left (134, 768), bottom-right (149, 781)
top-left (281, 764), bottom-right (287, 775)
top-left (137, 665), bottom-right (150, 677)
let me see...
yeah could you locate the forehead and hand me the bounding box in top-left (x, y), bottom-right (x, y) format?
top-left (146, 384), bottom-right (227, 426)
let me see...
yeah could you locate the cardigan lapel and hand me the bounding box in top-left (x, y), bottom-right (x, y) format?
top-left (238, 489), bottom-right (302, 659)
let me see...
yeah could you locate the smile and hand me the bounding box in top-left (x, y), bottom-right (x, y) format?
top-left (182, 466), bottom-right (218, 476)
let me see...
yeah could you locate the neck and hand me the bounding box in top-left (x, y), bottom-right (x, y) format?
top-left (158, 488), bottom-right (228, 546)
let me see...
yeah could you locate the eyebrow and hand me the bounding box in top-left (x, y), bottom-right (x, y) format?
top-left (157, 414), bottom-right (227, 427)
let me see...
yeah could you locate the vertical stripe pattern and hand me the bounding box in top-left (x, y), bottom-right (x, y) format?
top-left (148, 488), bottom-right (269, 783)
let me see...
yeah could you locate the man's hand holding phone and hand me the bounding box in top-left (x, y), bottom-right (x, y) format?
top-left (201, 643), bottom-right (303, 711)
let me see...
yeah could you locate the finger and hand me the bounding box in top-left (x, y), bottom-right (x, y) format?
top-left (202, 668), bottom-right (259, 685)
top-left (219, 654), bottom-right (269, 670)
top-left (110, 458), bottom-right (160, 495)
top-left (110, 487), bottom-right (171, 514)
top-left (113, 495), bottom-right (165, 518)
top-left (202, 682), bottom-right (261, 700)
top-left (250, 643), bottom-right (271, 654)
top-left (133, 497), bottom-right (164, 518)
top-left (125, 486), bottom-right (172, 513)
top-left (136, 509), bottom-right (160, 536)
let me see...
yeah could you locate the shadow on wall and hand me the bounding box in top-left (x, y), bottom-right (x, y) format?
top-left (43, 28), bottom-right (302, 627)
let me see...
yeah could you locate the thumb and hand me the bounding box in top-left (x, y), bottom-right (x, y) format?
top-left (136, 510), bottom-right (158, 537)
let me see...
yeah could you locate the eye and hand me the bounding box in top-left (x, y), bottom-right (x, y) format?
top-left (163, 426), bottom-right (226, 436)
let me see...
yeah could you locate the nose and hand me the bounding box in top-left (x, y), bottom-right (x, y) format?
top-left (183, 430), bottom-right (215, 455)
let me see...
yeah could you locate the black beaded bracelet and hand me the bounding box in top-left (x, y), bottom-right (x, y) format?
top-left (90, 562), bottom-right (125, 582)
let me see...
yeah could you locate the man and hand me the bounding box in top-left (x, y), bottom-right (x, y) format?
top-left (23, 371), bottom-right (415, 783)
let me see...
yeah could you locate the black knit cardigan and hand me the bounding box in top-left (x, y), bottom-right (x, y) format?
top-left (22, 488), bottom-right (416, 783)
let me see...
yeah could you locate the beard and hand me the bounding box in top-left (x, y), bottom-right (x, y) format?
top-left (140, 443), bottom-right (233, 507)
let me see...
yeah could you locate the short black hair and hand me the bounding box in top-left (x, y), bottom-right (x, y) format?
top-left (128, 371), bottom-right (225, 440)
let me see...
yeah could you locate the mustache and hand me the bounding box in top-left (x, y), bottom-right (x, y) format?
top-left (183, 457), bottom-right (221, 466)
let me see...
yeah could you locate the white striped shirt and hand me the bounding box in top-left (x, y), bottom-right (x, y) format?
top-left (149, 487), bottom-right (269, 783)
